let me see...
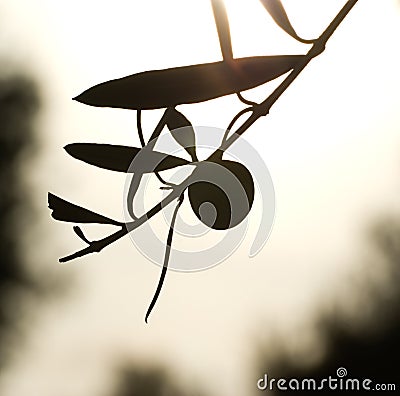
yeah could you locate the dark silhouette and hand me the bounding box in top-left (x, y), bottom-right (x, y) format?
top-left (49, 193), bottom-right (122, 225)
top-left (73, 56), bottom-right (303, 111)
top-left (145, 193), bottom-right (184, 323)
top-left (64, 143), bottom-right (190, 173)
top-left (0, 73), bottom-right (52, 368)
top-left (49, 0), bottom-right (360, 321)
top-left (258, 0), bottom-right (315, 43)
top-left (0, 74), bottom-right (39, 368)
top-left (211, 0), bottom-right (234, 61)
top-left (188, 159), bottom-right (254, 230)
top-left (165, 108), bottom-right (198, 162)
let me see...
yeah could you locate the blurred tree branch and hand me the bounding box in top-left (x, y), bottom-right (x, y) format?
top-left (0, 69), bottom-right (66, 368)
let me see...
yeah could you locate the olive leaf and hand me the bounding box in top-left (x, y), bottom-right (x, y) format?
top-left (73, 55), bottom-right (304, 110)
top-left (211, 0), bottom-right (233, 61)
top-left (65, 143), bottom-right (190, 173)
top-left (73, 226), bottom-right (91, 243)
top-left (165, 108), bottom-right (198, 162)
top-left (259, 0), bottom-right (315, 44)
top-left (48, 193), bottom-right (120, 225)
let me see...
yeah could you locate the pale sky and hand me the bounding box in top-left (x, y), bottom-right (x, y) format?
top-left (0, 1), bottom-right (400, 396)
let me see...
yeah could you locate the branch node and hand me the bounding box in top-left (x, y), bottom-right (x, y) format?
top-left (310, 41), bottom-right (326, 58)
top-left (254, 104), bottom-right (269, 118)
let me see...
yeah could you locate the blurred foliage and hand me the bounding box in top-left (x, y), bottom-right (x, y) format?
top-left (0, 75), bottom-right (38, 287)
top-left (254, 218), bottom-right (400, 394)
top-left (0, 72), bottom-right (39, 366)
top-left (110, 364), bottom-right (205, 396)
top-left (0, 71), bottom-right (64, 368)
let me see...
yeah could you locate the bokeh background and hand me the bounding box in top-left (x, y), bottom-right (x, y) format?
top-left (0, 0), bottom-right (399, 395)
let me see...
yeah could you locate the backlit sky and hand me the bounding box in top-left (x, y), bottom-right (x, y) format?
top-left (0, 1), bottom-right (400, 396)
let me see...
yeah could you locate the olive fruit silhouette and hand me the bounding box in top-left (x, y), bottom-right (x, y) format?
top-left (188, 159), bottom-right (254, 230)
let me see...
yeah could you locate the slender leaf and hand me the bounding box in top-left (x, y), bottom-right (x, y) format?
top-left (73, 55), bottom-right (304, 110)
top-left (65, 143), bottom-right (190, 173)
top-left (48, 193), bottom-right (120, 225)
top-left (73, 226), bottom-right (91, 243)
top-left (211, 0), bottom-right (233, 61)
top-left (166, 108), bottom-right (198, 162)
top-left (259, 0), bottom-right (314, 44)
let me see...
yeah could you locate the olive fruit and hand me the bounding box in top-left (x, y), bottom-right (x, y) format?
top-left (188, 159), bottom-right (254, 230)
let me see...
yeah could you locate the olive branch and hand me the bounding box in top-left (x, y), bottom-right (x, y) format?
top-left (49, 0), bottom-right (359, 321)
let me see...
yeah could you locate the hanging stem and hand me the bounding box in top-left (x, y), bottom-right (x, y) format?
top-left (137, 110), bottom-right (146, 147)
top-left (148, 108), bottom-right (176, 187)
top-left (221, 106), bottom-right (253, 146)
top-left (236, 92), bottom-right (257, 106)
top-left (128, 109), bottom-right (176, 220)
top-left (145, 193), bottom-right (184, 323)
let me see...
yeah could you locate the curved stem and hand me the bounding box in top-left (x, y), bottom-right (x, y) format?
top-left (149, 108), bottom-right (175, 186)
top-left (221, 107), bottom-right (253, 147)
top-left (127, 174), bottom-right (141, 220)
top-left (296, 37), bottom-right (316, 45)
top-left (236, 92), bottom-right (257, 106)
top-left (137, 110), bottom-right (146, 147)
top-left (145, 193), bottom-right (184, 323)
top-left (154, 172), bottom-right (175, 187)
top-left (129, 110), bottom-right (174, 220)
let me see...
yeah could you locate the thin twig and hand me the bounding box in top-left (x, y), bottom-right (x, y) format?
top-left (128, 109), bottom-right (174, 220)
top-left (145, 193), bottom-right (184, 323)
top-left (126, 174), bottom-right (140, 220)
top-left (137, 110), bottom-right (146, 147)
top-left (236, 92), bottom-right (257, 106)
top-left (147, 109), bottom-right (170, 148)
top-left (59, 177), bottom-right (189, 263)
top-left (154, 171), bottom-right (175, 187)
top-left (148, 108), bottom-right (176, 186)
top-left (221, 107), bottom-right (253, 145)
